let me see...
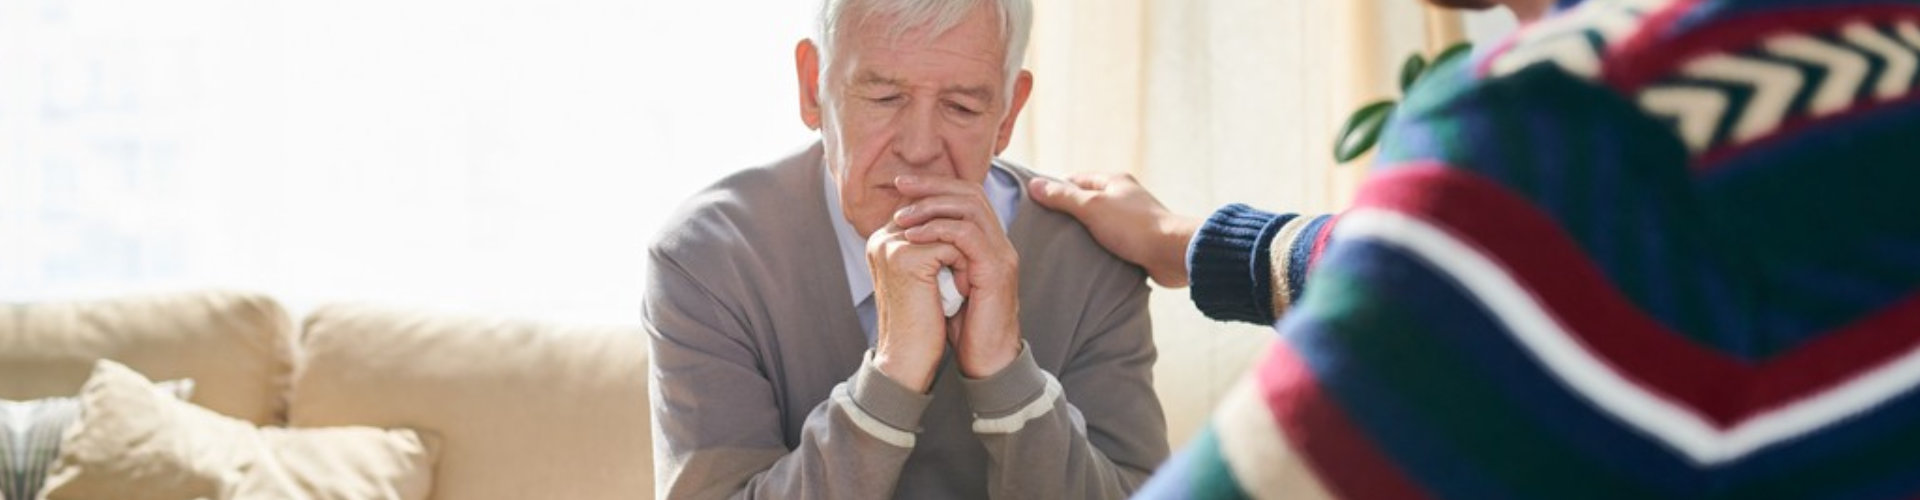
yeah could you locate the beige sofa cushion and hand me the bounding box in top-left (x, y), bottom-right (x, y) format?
top-left (1, 378), bottom-right (193, 500)
top-left (0, 291), bottom-right (296, 424)
top-left (43, 360), bottom-right (439, 500)
top-left (291, 304), bottom-right (651, 500)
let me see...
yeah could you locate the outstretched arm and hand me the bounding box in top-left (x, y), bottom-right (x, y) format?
top-left (1030, 175), bottom-right (1336, 325)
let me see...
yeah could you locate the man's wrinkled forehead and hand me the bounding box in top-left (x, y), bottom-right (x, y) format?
top-left (854, 71), bottom-right (996, 101)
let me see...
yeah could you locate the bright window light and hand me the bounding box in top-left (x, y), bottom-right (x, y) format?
top-left (0, 0), bottom-right (822, 324)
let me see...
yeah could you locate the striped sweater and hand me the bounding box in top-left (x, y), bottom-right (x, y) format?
top-left (1139, 0), bottom-right (1920, 498)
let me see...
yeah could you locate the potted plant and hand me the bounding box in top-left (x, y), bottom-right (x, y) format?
top-left (1334, 42), bottom-right (1472, 164)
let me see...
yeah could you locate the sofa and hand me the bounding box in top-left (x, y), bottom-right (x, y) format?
top-left (0, 289), bottom-right (1265, 499)
top-left (0, 291), bottom-right (653, 499)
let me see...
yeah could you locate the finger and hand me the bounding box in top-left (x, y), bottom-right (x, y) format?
top-left (864, 222), bottom-right (906, 255)
top-left (901, 218), bottom-right (981, 248)
top-left (893, 193), bottom-right (1002, 229)
top-left (873, 237), bottom-right (964, 280)
top-left (901, 219), bottom-right (1007, 276)
top-left (1065, 172), bottom-right (1113, 191)
top-left (1028, 177), bottom-right (1096, 213)
top-left (893, 175), bottom-right (982, 198)
top-left (869, 224), bottom-right (953, 273)
top-left (947, 256), bottom-right (971, 298)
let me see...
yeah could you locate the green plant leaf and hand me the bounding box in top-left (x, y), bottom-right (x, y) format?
top-left (1399, 53), bottom-right (1428, 93)
top-left (1334, 100), bottom-right (1396, 164)
top-left (1431, 42), bottom-right (1473, 71)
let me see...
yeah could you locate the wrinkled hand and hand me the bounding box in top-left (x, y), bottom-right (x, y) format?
top-left (1029, 173), bottom-right (1200, 288)
top-left (867, 222), bottom-right (960, 393)
top-left (893, 175), bottom-right (1022, 379)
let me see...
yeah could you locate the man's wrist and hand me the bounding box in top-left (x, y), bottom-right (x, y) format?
top-left (873, 350), bottom-right (939, 393)
top-left (958, 342), bottom-right (1052, 424)
top-left (959, 338), bottom-right (1021, 379)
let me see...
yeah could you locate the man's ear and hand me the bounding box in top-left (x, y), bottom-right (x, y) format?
top-left (994, 69), bottom-right (1034, 155)
top-left (796, 40), bottom-right (825, 131)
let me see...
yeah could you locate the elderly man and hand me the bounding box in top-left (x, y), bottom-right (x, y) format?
top-left (1036, 0), bottom-right (1920, 497)
top-left (643, 0), bottom-right (1167, 498)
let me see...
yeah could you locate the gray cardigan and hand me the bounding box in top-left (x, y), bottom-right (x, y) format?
top-left (645, 142), bottom-right (1168, 499)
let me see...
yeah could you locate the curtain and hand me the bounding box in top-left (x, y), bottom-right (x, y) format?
top-left (1002, 0), bottom-right (1480, 447)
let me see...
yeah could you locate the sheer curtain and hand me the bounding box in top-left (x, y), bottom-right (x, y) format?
top-left (1, 0), bottom-right (819, 324)
top-left (1001, 0), bottom-right (1509, 446)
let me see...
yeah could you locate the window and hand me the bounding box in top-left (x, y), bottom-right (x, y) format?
top-left (1, 0), bottom-right (820, 324)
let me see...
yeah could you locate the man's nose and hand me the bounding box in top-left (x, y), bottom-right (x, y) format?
top-left (891, 103), bottom-right (944, 169)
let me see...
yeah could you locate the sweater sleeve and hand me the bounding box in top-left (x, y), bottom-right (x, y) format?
top-left (646, 249), bottom-right (931, 499)
top-left (962, 256), bottom-right (1169, 499)
top-left (1187, 203), bottom-right (1339, 325)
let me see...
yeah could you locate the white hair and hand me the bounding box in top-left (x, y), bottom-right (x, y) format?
top-left (814, 0), bottom-right (1032, 105)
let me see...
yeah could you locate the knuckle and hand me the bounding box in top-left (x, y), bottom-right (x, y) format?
top-left (873, 240), bottom-right (904, 260)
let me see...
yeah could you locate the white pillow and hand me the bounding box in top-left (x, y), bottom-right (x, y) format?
top-left (40, 360), bottom-right (440, 500)
top-left (0, 375), bottom-right (191, 500)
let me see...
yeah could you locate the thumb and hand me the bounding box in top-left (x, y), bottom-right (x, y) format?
top-left (1029, 177), bottom-right (1095, 213)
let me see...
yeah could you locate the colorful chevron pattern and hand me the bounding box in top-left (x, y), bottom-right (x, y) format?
top-left (1141, 0), bottom-right (1920, 498)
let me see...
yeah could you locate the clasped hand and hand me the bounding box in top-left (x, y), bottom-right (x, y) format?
top-left (867, 175), bottom-right (1021, 393)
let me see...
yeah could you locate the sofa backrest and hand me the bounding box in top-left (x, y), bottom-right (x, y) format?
top-left (0, 291), bottom-right (297, 424)
top-left (291, 303), bottom-right (652, 500)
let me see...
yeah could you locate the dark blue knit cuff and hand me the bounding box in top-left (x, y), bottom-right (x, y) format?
top-left (1187, 204), bottom-right (1292, 325)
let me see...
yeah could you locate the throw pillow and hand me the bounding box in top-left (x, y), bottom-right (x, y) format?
top-left (0, 375), bottom-right (192, 500)
top-left (40, 359), bottom-right (439, 500)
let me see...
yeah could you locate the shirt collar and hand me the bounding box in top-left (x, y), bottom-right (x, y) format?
top-left (823, 162), bottom-right (1021, 307)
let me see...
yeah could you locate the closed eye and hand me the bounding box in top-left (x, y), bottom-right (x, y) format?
top-left (945, 102), bottom-right (980, 116)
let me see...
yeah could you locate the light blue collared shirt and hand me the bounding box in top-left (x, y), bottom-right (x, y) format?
top-left (823, 163), bottom-right (1021, 345)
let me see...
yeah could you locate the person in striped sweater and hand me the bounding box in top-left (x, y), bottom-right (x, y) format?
top-left (1032, 0), bottom-right (1920, 497)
